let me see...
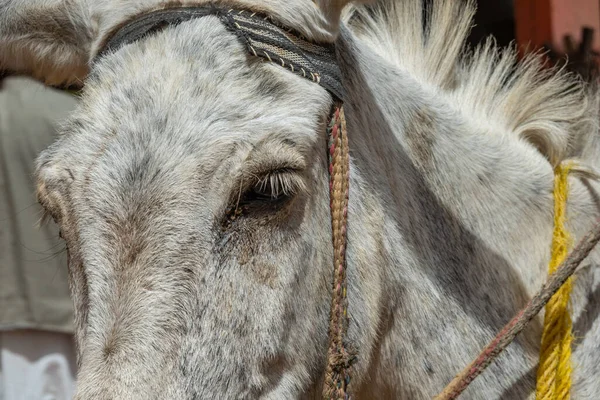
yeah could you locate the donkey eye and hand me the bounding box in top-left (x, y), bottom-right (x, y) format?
top-left (248, 185), bottom-right (286, 202)
top-left (253, 174), bottom-right (291, 200)
top-left (240, 169), bottom-right (304, 206)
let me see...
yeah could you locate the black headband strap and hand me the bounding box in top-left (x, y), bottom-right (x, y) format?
top-left (95, 5), bottom-right (344, 100)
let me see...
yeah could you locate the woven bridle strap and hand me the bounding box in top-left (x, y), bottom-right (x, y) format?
top-left (94, 6), bottom-right (353, 399)
top-left (95, 6), bottom-right (344, 101)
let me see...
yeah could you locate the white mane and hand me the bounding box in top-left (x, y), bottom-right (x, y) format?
top-left (345, 0), bottom-right (599, 167)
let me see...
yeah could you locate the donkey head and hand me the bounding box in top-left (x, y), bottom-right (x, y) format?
top-left (1, 0), bottom-right (367, 398)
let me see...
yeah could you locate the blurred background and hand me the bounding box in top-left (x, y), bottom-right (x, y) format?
top-left (1, 1), bottom-right (599, 399)
top-left (1, 78), bottom-right (78, 400)
top-left (469, 0), bottom-right (600, 80)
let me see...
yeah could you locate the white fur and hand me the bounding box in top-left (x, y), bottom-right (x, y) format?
top-left (2, 0), bottom-right (600, 398)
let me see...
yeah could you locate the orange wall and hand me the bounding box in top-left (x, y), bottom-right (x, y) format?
top-left (515, 0), bottom-right (600, 52)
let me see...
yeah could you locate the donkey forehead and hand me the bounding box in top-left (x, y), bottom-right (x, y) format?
top-left (56, 16), bottom-right (332, 181)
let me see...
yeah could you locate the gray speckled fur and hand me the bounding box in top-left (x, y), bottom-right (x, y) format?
top-left (2, 0), bottom-right (600, 398)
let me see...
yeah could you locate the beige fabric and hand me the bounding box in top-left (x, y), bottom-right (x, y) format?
top-left (0, 77), bottom-right (77, 333)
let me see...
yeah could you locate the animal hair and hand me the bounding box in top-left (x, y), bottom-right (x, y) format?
top-left (6, 0), bottom-right (600, 398)
top-left (345, 0), bottom-right (600, 168)
top-left (253, 169), bottom-right (305, 198)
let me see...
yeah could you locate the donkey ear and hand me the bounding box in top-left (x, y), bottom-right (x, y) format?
top-left (0, 0), bottom-right (96, 88)
top-left (315, 0), bottom-right (373, 33)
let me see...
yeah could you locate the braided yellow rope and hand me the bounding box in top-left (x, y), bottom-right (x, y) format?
top-left (536, 163), bottom-right (574, 400)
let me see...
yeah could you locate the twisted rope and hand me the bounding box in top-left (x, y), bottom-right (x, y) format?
top-left (434, 217), bottom-right (600, 400)
top-left (536, 163), bottom-right (574, 400)
top-left (323, 105), bottom-right (355, 400)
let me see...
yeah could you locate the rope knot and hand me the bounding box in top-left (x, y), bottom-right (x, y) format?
top-left (329, 347), bottom-right (357, 373)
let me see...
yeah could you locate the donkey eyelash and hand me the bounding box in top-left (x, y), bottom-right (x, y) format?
top-left (224, 169), bottom-right (304, 225)
top-left (230, 168), bottom-right (305, 213)
top-left (252, 169), bottom-right (305, 199)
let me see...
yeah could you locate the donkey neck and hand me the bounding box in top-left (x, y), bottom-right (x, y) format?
top-left (337, 24), bottom-right (557, 337)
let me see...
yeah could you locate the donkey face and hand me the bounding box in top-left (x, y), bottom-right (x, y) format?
top-left (1, 1), bottom-right (360, 397)
top-left (39, 17), bottom-right (333, 400)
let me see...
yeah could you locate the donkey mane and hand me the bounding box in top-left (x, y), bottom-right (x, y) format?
top-left (345, 0), bottom-right (599, 168)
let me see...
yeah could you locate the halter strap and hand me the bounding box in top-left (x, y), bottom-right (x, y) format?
top-left (94, 5), bottom-right (345, 101)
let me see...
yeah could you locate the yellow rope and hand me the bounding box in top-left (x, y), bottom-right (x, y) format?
top-left (536, 162), bottom-right (574, 400)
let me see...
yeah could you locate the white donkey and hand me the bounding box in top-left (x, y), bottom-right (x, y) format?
top-left (1, 0), bottom-right (600, 398)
